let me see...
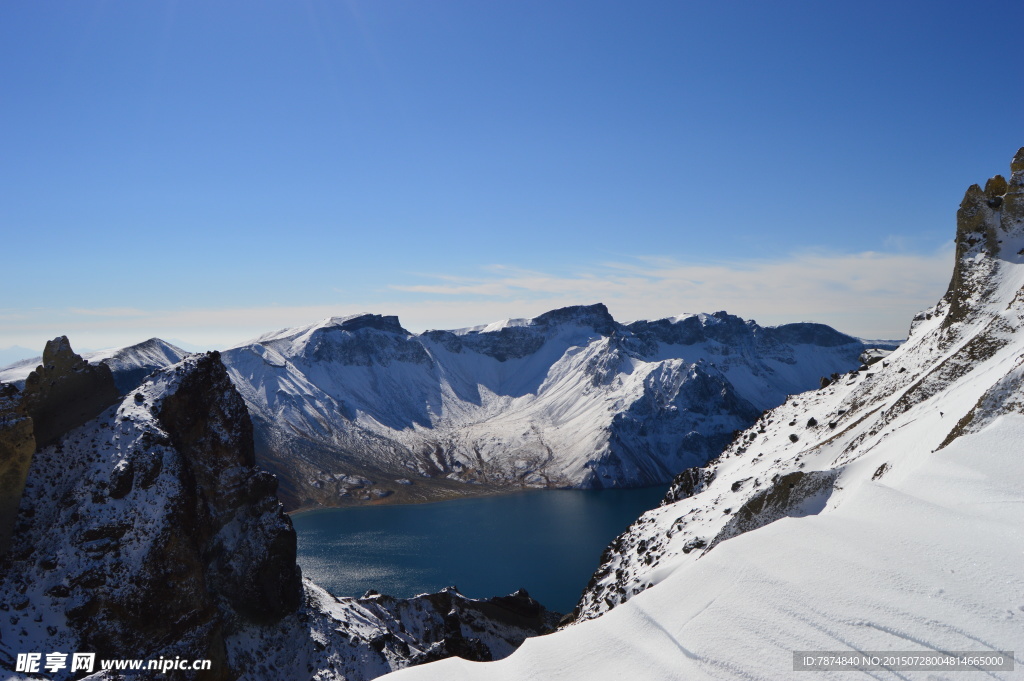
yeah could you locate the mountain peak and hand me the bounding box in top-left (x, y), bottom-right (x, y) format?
top-left (22, 337), bottom-right (120, 448)
top-left (1005, 146), bottom-right (1024, 231)
top-left (1011, 146), bottom-right (1024, 174)
top-left (531, 303), bottom-right (616, 333)
top-left (327, 313), bottom-right (408, 335)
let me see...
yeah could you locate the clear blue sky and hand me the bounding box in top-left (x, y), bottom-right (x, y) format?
top-left (2, 1), bottom-right (1022, 353)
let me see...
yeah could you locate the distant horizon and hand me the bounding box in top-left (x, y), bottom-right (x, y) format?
top-left (1, 296), bottom-right (918, 366)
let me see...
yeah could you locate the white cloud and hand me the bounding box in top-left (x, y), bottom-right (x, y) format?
top-left (392, 246), bottom-right (956, 338)
top-left (0, 246), bottom-right (955, 352)
top-left (68, 307), bottom-right (148, 317)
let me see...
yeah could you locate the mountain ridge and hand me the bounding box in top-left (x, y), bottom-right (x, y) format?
top-left (0, 310), bottom-right (889, 511)
top-left (219, 305), bottom-right (879, 509)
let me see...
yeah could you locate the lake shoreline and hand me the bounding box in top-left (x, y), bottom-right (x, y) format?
top-left (286, 482), bottom-right (670, 517)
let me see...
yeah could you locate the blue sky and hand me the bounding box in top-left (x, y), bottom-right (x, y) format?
top-left (2, 1), bottom-right (1022, 354)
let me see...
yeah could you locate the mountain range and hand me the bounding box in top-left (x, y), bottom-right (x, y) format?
top-left (1, 310), bottom-right (892, 511)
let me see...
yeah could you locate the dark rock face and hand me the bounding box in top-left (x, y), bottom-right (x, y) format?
top-left (763, 322), bottom-right (860, 348)
top-left (155, 351), bottom-right (303, 624)
top-left (20, 336), bottom-right (119, 448)
top-left (302, 324), bottom-right (431, 367)
top-left (448, 326), bottom-right (546, 362)
top-left (0, 383), bottom-right (34, 555)
top-left (0, 351), bottom-right (301, 680)
top-left (627, 312), bottom-right (861, 351)
top-left (356, 587), bottom-right (561, 665)
top-left (333, 313), bottom-right (410, 335)
top-left (1002, 147), bottom-right (1024, 229)
top-left (661, 464), bottom-right (716, 506)
top-left (707, 470), bottom-right (837, 550)
top-left (532, 303), bottom-right (617, 336)
top-left (943, 149), bottom-right (1024, 327)
top-left (599, 362), bottom-right (760, 486)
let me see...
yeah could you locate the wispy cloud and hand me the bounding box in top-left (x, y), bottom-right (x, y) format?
top-left (0, 246), bottom-right (955, 352)
top-left (68, 307), bottom-right (149, 317)
top-left (390, 247), bottom-right (955, 338)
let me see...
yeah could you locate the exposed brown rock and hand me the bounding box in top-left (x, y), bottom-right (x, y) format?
top-left (21, 336), bottom-right (119, 448)
top-left (942, 150), bottom-right (1024, 327)
top-left (984, 174), bottom-right (1008, 198)
top-left (156, 351), bottom-right (302, 624)
top-left (1011, 147), bottom-right (1024, 174)
top-left (1003, 147), bottom-right (1024, 229)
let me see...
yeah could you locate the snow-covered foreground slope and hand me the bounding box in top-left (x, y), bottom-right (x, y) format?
top-left (390, 422), bottom-right (1023, 680)
top-left (386, 151), bottom-right (1024, 679)
top-left (220, 307), bottom-right (878, 509)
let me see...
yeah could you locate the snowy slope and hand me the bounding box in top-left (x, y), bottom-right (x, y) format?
top-left (220, 306), bottom-right (876, 509)
top-left (385, 150), bottom-right (1024, 679)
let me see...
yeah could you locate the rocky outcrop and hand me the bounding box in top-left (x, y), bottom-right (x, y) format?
top-left (0, 337), bottom-right (188, 396)
top-left (0, 352), bottom-right (301, 680)
top-left (1002, 147), bottom-right (1024, 229)
top-left (356, 587), bottom-right (560, 665)
top-left (2, 336), bottom-right (119, 558)
top-left (20, 336), bottom-right (119, 448)
top-left (660, 464), bottom-right (716, 506)
top-left (943, 149), bottom-right (1024, 326)
top-left (705, 469), bottom-right (837, 550)
top-left (155, 351), bottom-right (302, 624)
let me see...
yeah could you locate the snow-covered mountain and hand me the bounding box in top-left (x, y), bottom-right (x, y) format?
top-left (0, 338), bottom-right (187, 395)
top-left (0, 338), bottom-right (559, 681)
top-left (0, 315), bottom-right (878, 512)
top-left (386, 152), bottom-right (1024, 680)
top-left (219, 306), bottom-right (881, 509)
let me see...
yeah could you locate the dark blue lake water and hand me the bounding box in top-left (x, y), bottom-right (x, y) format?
top-left (291, 486), bottom-right (666, 614)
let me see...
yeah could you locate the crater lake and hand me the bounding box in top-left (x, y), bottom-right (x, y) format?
top-left (292, 486), bottom-right (667, 614)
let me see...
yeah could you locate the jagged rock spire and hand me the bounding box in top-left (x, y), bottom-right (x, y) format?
top-left (943, 148), bottom-right (1023, 325)
top-left (1003, 147), bottom-right (1024, 230)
